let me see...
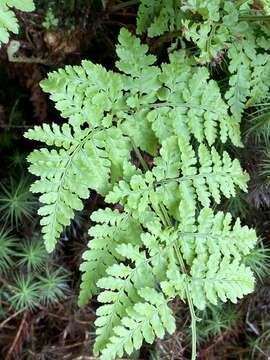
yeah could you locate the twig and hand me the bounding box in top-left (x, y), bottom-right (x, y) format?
top-left (239, 15), bottom-right (270, 21)
top-left (110, 0), bottom-right (139, 12)
top-left (0, 310), bottom-right (23, 329)
top-left (6, 311), bottom-right (28, 360)
top-left (199, 327), bottom-right (239, 357)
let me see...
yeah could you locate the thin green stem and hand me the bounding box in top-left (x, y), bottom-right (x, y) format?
top-left (129, 137), bottom-right (148, 172)
top-left (174, 245), bottom-right (197, 360)
top-left (239, 15), bottom-right (270, 21)
top-left (236, 0), bottom-right (249, 7)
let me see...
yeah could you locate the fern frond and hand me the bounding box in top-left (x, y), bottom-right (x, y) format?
top-left (26, 29), bottom-right (244, 253)
top-left (159, 210), bottom-right (256, 310)
top-left (90, 201), bottom-right (256, 358)
top-left (25, 123), bottom-right (80, 149)
top-left (25, 26), bottom-right (259, 360)
top-left (0, 0), bottom-right (35, 45)
top-left (92, 219), bottom-right (171, 355)
top-left (155, 136), bottom-right (249, 206)
top-left (152, 54), bottom-right (241, 146)
top-left (181, 1), bottom-right (270, 121)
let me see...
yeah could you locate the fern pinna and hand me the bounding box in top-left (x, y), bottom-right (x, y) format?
top-left (25, 27), bottom-right (257, 359)
top-left (0, 0), bottom-right (35, 46)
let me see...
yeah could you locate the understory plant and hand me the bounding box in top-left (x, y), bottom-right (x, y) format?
top-left (0, 175), bottom-right (35, 228)
top-left (0, 0), bottom-right (35, 46)
top-left (24, 1), bottom-right (270, 359)
top-left (0, 228), bottom-right (69, 312)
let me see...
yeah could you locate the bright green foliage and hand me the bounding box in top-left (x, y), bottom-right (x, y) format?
top-left (25, 127), bottom-right (112, 252)
top-left (79, 207), bottom-right (142, 307)
top-left (25, 28), bottom-right (243, 253)
top-left (25, 28), bottom-right (258, 359)
top-left (0, 0), bottom-right (35, 45)
top-left (138, 0), bottom-right (270, 122)
top-left (100, 288), bottom-right (176, 359)
top-left (82, 205), bottom-right (255, 358)
top-left (182, 2), bottom-right (270, 120)
top-left (137, 0), bottom-right (182, 37)
top-left (262, 0), bottom-right (270, 14)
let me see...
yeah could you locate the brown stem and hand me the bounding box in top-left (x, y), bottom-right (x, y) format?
top-left (6, 311), bottom-right (28, 360)
top-left (110, 0), bottom-right (139, 12)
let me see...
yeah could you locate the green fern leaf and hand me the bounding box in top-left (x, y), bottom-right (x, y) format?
top-left (0, 0), bottom-right (34, 45)
top-left (107, 136), bottom-right (249, 218)
top-left (25, 26), bottom-right (259, 360)
top-left (190, 259), bottom-right (255, 310)
top-left (79, 208), bottom-right (142, 307)
top-left (40, 61), bottom-right (124, 128)
top-left (100, 288), bottom-right (175, 360)
top-left (25, 128), bottom-right (112, 252)
top-left (137, 0), bottom-right (182, 37)
top-left (116, 28), bottom-right (157, 77)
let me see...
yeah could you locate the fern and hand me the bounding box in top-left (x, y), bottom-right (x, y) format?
top-left (25, 27), bottom-right (258, 360)
top-left (137, 0), bottom-right (182, 37)
top-left (89, 205), bottom-right (256, 359)
top-left (138, 0), bottom-right (270, 123)
top-left (183, 2), bottom-right (270, 121)
top-left (25, 29), bottom-right (241, 253)
top-left (0, 0), bottom-right (35, 45)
